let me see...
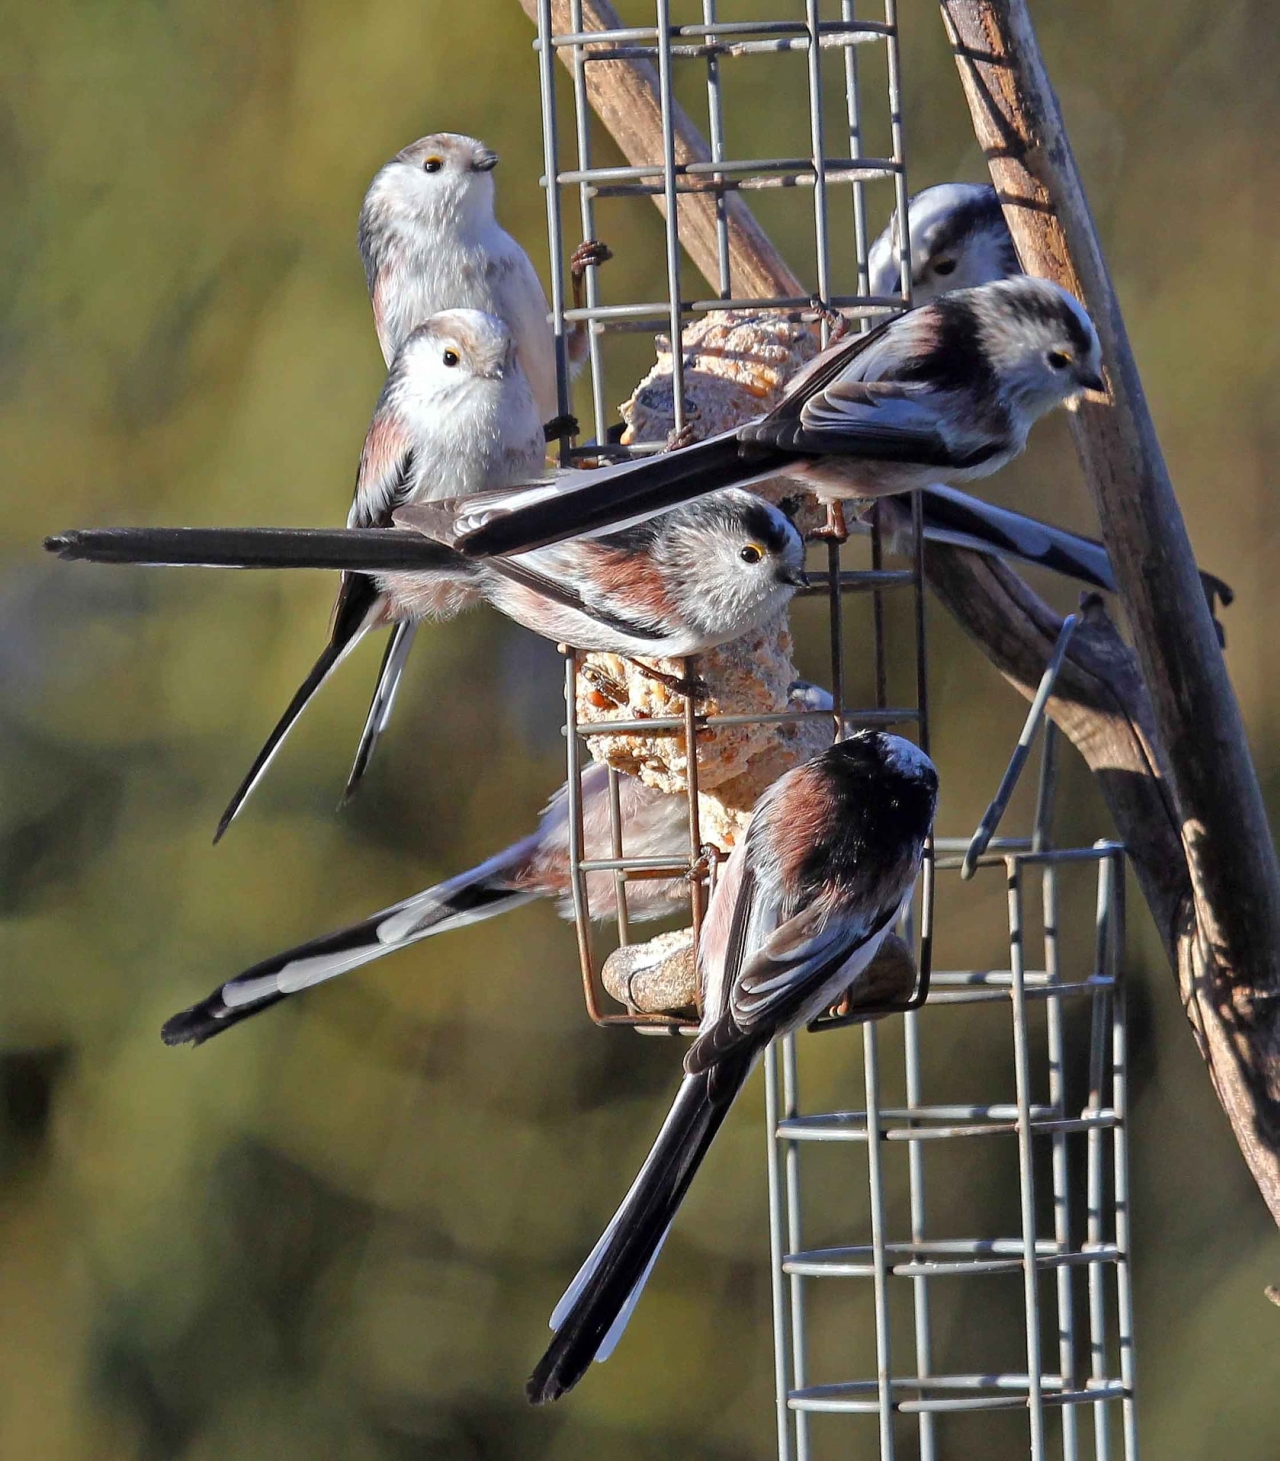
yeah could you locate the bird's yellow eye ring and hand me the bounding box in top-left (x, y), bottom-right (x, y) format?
top-left (739, 544), bottom-right (764, 565)
top-left (1047, 350), bottom-right (1072, 370)
top-left (442, 349), bottom-right (460, 367)
top-left (423, 156), bottom-right (444, 174)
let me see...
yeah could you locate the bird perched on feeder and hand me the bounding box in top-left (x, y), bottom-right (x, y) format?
top-left (350, 132), bottom-right (609, 793)
top-left (224, 308), bottom-right (548, 836)
top-left (433, 276), bottom-right (1106, 557)
top-left (159, 761), bottom-right (691, 1045)
top-left (524, 730), bottom-right (938, 1403)
top-left (154, 679), bottom-right (836, 1045)
top-left (49, 487), bottom-right (807, 670)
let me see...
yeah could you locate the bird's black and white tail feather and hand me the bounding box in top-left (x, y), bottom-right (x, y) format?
top-left (343, 619), bottom-right (419, 801)
top-left (526, 1050), bottom-right (755, 1404)
top-left (214, 575), bottom-right (381, 842)
top-left (161, 834), bottom-right (544, 1045)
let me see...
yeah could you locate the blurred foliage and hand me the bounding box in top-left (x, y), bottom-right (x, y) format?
top-left (2, 1), bottom-right (1279, 1457)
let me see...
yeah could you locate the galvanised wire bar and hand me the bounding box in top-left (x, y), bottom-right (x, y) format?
top-left (568, 0), bottom-right (610, 444)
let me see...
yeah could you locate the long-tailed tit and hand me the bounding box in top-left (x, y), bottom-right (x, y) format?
top-left (526, 731), bottom-right (938, 1403)
top-left (860, 190), bottom-right (1232, 621)
top-left (206, 309), bottom-right (546, 837)
top-left (360, 131), bottom-right (606, 427)
top-left (437, 276), bottom-right (1105, 558)
top-left (161, 761), bottom-right (689, 1045)
top-left (869, 182), bottom-right (1019, 305)
top-left (49, 489), bottom-right (808, 670)
top-left (158, 681), bottom-right (836, 1045)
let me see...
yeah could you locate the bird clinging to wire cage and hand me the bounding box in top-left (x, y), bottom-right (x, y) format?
top-left (211, 308), bottom-right (548, 839)
top-left (437, 275), bottom-right (1106, 556)
top-left (347, 132), bottom-right (611, 802)
top-left (526, 731), bottom-right (939, 1404)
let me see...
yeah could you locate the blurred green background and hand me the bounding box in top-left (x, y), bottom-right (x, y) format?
top-left (3, 1), bottom-right (1279, 1456)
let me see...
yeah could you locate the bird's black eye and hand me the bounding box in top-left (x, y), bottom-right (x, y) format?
top-left (739, 544), bottom-right (764, 565)
top-left (1047, 350), bottom-right (1072, 370)
top-left (423, 156), bottom-right (444, 174)
top-left (933, 258), bottom-right (957, 276)
top-left (442, 349), bottom-right (460, 367)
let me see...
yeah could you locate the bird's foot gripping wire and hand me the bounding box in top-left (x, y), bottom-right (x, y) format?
top-left (664, 421), bottom-right (700, 453)
top-left (625, 657), bottom-right (707, 702)
top-left (569, 238), bottom-right (613, 295)
top-left (804, 295), bottom-right (849, 345)
top-left (808, 499), bottom-right (851, 545)
top-left (578, 661), bottom-right (631, 710)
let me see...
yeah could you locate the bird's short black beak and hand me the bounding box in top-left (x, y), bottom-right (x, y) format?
top-left (1078, 369), bottom-right (1105, 393)
top-left (473, 149), bottom-right (499, 172)
top-left (779, 567), bottom-right (809, 589)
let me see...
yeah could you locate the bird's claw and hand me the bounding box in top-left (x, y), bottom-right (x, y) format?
top-left (578, 662), bottom-right (631, 709)
top-left (805, 296), bottom-right (849, 344)
top-left (626, 658), bottom-right (707, 701)
top-left (808, 500), bottom-right (850, 544)
top-left (570, 239), bottom-right (613, 277)
top-left (665, 422), bottom-right (700, 452)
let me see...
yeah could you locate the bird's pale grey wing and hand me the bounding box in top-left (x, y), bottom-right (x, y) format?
top-left (695, 839), bottom-right (753, 1024)
top-left (770, 316), bottom-right (901, 412)
top-left (686, 898), bottom-right (900, 1077)
top-left (492, 238), bottom-right (559, 422)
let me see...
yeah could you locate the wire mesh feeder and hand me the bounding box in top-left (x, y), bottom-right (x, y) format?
top-left (525, 2), bottom-right (1137, 1456)
top-left (767, 737), bottom-right (1137, 1460)
top-left (535, 0), bottom-right (927, 1030)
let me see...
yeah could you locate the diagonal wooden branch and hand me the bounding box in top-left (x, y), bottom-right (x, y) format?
top-left (512, 0), bottom-right (1280, 1219)
top-left (940, 0), bottom-right (1280, 1221)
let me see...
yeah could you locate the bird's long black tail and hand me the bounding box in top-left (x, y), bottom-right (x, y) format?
top-left (161, 834), bottom-right (543, 1045)
top-left (213, 576), bottom-right (381, 842)
top-left (343, 619), bottom-right (419, 802)
top-left (456, 432), bottom-right (787, 558)
top-left (903, 485), bottom-right (1233, 633)
top-left (45, 525), bottom-right (468, 573)
top-left (527, 1054), bottom-right (754, 1405)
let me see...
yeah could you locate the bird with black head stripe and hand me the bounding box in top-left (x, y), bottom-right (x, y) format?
top-left (434, 275), bottom-right (1105, 558)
